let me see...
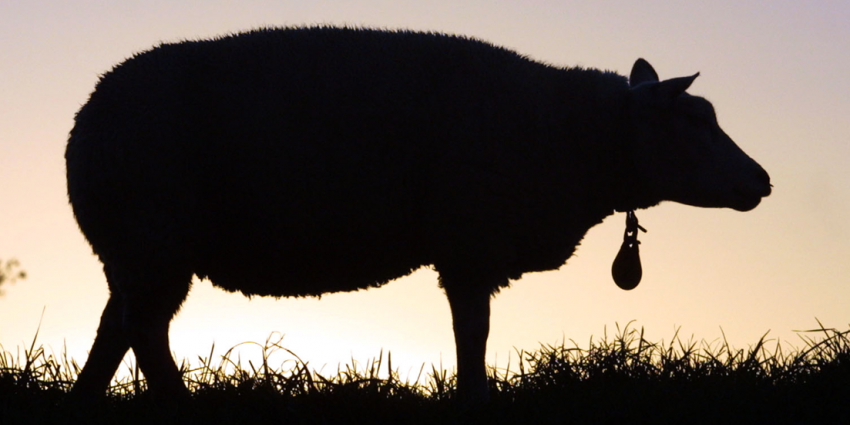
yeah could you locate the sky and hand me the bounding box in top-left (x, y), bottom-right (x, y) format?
top-left (1, 0), bottom-right (848, 383)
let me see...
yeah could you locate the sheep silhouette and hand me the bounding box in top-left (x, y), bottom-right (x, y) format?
top-left (66, 27), bottom-right (771, 403)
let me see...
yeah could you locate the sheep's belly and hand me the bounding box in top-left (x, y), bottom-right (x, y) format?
top-left (194, 243), bottom-right (428, 298)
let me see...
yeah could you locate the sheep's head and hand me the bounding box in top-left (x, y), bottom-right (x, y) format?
top-left (625, 59), bottom-right (771, 212)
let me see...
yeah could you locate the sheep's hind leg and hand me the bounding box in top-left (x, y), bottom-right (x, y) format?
top-left (70, 293), bottom-right (130, 399)
top-left (117, 263), bottom-right (193, 400)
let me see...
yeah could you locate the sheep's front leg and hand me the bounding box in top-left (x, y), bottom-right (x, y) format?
top-left (442, 279), bottom-right (493, 403)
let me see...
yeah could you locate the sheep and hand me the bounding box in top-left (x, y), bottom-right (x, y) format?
top-left (65, 27), bottom-right (771, 403)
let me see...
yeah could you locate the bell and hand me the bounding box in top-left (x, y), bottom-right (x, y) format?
top-left (611, 211), bottom-right (646, 290)
top-left (612, 239), bottom-right (642, 290)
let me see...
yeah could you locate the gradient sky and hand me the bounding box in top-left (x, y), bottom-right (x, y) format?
top-left (1, 0), bottom-right (848, 382)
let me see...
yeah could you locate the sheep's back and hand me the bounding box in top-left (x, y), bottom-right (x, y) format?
top-left (66, 27), bottom-right (620, 296)
top-left (66, 28), bottom-right (538, 296)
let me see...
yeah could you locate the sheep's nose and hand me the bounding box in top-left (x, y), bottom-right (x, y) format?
top-left (755, 166), bottom-right (771, 197)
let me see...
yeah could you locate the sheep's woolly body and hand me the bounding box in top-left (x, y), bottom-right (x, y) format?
top-left (66, 27), bottom-right (770, 402)
top-left (67, 27), bottom-right (638, 298)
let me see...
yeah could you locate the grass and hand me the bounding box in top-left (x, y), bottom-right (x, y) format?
top-left (1, 321), bottom-right (849, 424)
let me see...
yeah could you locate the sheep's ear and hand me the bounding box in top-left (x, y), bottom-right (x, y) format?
top-left (630, 58), bottom-right (659, 87)
top-left (657, 73), bottom-right (700, 100)
top-left (630, 72), bottom-right (701, 108)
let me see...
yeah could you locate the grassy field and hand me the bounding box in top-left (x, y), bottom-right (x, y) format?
top-left (2, 322), bottom-right (848, 424)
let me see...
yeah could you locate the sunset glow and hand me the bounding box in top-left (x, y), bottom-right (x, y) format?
top-left (1, 0), bottom-right (848, 382)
